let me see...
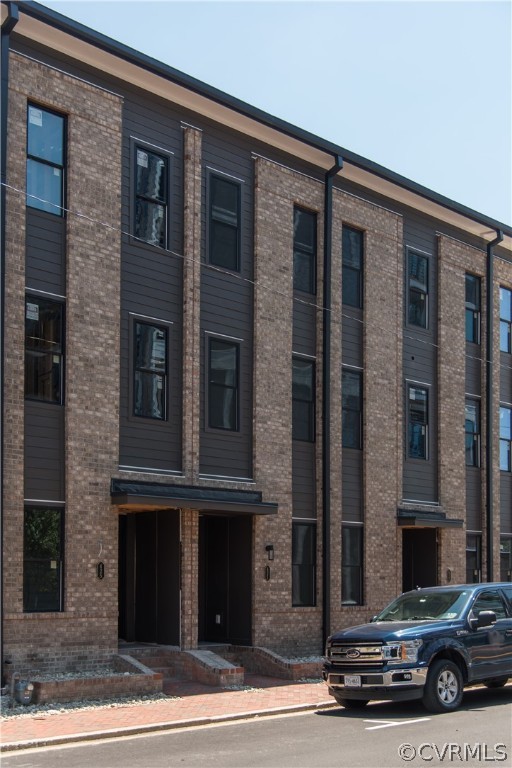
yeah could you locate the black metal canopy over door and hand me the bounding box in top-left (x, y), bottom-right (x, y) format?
top-left (402, 528), bottom-right (438, 592)
top-left (118, 510), bottom-right (180, 645)
top-left (199, 515), bottom-right (252, 644)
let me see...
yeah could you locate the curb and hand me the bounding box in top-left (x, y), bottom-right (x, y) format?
top-left (1, 699), bottom-right (338, 752)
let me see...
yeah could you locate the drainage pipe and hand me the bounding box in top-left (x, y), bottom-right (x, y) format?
top-left (322, 155), bottom-right (343, 650)
top-left (1, 1), bottom-right (19, 687)
top-left (485, 229), bottom-right (503, 582)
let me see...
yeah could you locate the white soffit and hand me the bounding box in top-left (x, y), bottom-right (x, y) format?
top-left (11, 11), bottom-right (512, 253)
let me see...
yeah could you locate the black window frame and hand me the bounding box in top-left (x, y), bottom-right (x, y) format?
top-left (23, 506), bottom-right (64, 613)
top-left (407, 383), bottom-right (429, 460)
top-left (293, 206), bottom-right (317, 295)
top-left (26, 103), bottom-right (66, 217)
top-left (342, 225), bottom-right (364, 309)
top-left (24, 294), bottom-right (65, 405)
top-left (342, 524), bottom-right (364, 605)
top-left (292, 521), bottom-right (317, 607)
top-left (500, 537), bottom-right (512, 582)
top-left (465, 398), bottom-right (481, 468)
top-left (407, 249), bottom-right (429, 329)
top-left (292, 356), bottom-right (315, 442)
top-left (208, 172), bottom-right (242, 272)
top-left (500, 405), bottom-right (512, 472)
top-left (207, 335), bottom-right (240, 432)
top-left (465, 273), bottom-right (481, 344)
top-left (132, 319), bottom-right (169, 421)
top-left (500, 286), bottom-right (512, 354)
top-left (133, 141), bottom-right (170, 249)
top-left (342, 368), bottom-right (363, 449)
top-left (466, 533), bottom-right (482, 583)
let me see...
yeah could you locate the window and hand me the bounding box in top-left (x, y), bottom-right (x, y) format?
top-left (342, 226), bottom-right (363, 308)
top-left (465, 274), bottom-right (481, 344)
top-left (26, 104), bottom-right (65, 216)
top-left (292, 522), bottom-right (316, 606)
top-left (293, 207), bottom-right (316, 294)
top-left (465, 399), bottom-right (480, 467)
top-left (25, 297), bottom-right (64, 404)
top-left (133, 321), bottom-right (167, 420)
top-left (134, 146), bottom-right (168, 247)
top-left (471, 591), bottom-right (506, 620)
top-left (408, 385), bottom-right (428, 459)
top-left (500, 406), bottom-right (511, 471)
top-left (209, 174), bottom-right (241, 271)
top-left (466, 534), bottom-right (482, 583)
top-left (24, 507), bottom-right (63, 612)
top-left (500, 287), bottom-right (512, 353)
top-left (407, 251), bottom-right (429, 328)
top-left (342, 369), bottom-right (362, 449)
top-left (208, 338), bottom-right (239, 430)
top-left (500, 538), bottom-right (512, 582)
top-left (292, 357), bottom-right (315, 441)
top-left (342, 525), bottom-right (363, 605)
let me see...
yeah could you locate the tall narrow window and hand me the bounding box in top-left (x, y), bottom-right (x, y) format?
top-left (26, 104), bottom-right (65, 215)
top-left (133, 322), bottom-right (167, 420)
top-left (25, 297), bottom-right (64, 404)
top-left (500, 287), bottom-right (512, 353)
top-left (408, 385), bottom-right (428, 459)
top-left (209, 175), bottom-right (241, 271)
top-left (292, 522), bottom-right (316, 606)
top-left (342, 369), bottom-right (362, 449)
top-left (408, 251), bottom-right (429, 328)
top-left (292, 357), bottom-right (315, 441)
top-left (500, 406), bottom-right (512, 471)
top-left (24, 507), bottom-right (63, 612)
top-left (342, 226), bottom-right (363, 308)
top-left (465, 399), bottom-right (480, 467)
top-left (134, 147), bottom-right (168, 247)
top-left (342, 525), bottom-right (363, 605)
top-left (500, 538), bottom-right (512, 582)
top-left (465, 274), bottom-right (481, 344)
top-left (293, 207), bottom-right (316, 294)
top-left (208, 338), bottom-right (239, 430)
top-left (466, 534), bottom-right (482, 583)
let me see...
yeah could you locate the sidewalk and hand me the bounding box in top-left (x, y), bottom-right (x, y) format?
top-left (0, 674), bottom-right (336, 752)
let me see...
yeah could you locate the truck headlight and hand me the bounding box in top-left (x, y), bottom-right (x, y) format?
top-left (383, 639), bottom-right (423, 663)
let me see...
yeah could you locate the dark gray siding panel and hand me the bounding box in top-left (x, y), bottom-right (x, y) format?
top-left (293, 302), bottom-right (316, 357)
top-left (24, 401), bottom-right (64, 500)
top-left (465, 469), bottom-right (482, 531)
top-left (466, 343), bottom-right (482, 396)
top-left (25, 209), bottom-right (66, 295)
top-left (342, 450), bottom-right (363, 522)
top-left (342, 312), bottom-right (363, 369)
top-left (199, 133), bottom-right (253, 478)
top-left (501, 474), bottom-right (512, 533)
top-left (292, 442), bottom-right (316, 518)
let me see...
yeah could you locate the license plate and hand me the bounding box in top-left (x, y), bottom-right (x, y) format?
top-left (344, 675), bottom-right (361, 687)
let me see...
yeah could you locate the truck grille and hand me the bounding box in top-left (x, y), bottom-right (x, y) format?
top-left (328, 642), bottom-right (384, 665)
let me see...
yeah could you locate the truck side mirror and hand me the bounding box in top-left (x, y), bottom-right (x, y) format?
top-left (469, 610), bottom-right (497, 630)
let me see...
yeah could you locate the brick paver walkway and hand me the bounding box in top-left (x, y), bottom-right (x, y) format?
top-left (1, 675), bottom-right (335, 751)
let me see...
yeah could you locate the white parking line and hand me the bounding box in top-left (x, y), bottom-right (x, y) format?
top-left (364, 717), bottom-right (430, 730)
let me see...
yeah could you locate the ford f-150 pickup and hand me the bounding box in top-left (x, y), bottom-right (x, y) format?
top-left (323, 583), bottom-right (512, 712)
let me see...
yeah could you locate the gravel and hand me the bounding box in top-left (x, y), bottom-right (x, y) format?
top-left (0, 691), bottom-right (178, 720)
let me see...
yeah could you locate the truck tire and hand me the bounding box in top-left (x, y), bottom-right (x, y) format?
top-left (333, 695), bottom-right (368, 709)
top-left (423, 659), bottom-right (463, 713)
top-left (484, 677), bottom-right (509, 688)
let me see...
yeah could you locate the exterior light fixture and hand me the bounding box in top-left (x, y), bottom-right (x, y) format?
top-left (265, 544), bottom-right (274, 561)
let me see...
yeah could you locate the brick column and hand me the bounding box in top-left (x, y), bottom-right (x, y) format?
top-left (180, 509), bottom-right (199, 649)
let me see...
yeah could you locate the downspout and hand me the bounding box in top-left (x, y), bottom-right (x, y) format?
top-left (1, 1), bottom-right (19, 688)
top-left (485, 229), bottom-right (503, 583)
top-left (322, 155), bottom-right (343, 650)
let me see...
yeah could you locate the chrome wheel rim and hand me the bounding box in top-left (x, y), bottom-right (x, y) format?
top-left (437, 669), bottom-right (458, 704)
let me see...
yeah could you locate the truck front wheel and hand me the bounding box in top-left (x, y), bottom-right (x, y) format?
top-left (423, 659), bottom-right (463, 713)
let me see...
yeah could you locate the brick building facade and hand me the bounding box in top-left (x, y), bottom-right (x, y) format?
top-left (1, 2), bottom-right (511, 679)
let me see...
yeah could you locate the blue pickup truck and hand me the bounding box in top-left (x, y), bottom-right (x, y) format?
top-left (323, 583), bottom-right (512, 712)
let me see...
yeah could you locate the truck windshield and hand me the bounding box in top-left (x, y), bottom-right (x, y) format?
top-left (375, 590), bottom-right (470, 621)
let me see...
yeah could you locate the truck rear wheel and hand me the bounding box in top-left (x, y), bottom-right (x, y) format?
top-left (423, 659), bottom-right (463, 713)
top-left (333, 695), bottom-right (368, 709)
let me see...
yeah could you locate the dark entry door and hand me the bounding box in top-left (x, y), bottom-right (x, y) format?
top-left (402, 528), bottom-right (438, 592)
top-left (118, 511), bottom-right (180, 645)
top-left (199, 515), bottom-right (252, 645)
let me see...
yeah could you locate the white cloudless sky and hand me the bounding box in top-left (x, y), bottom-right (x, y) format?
top-left (36, 0), bottom-right (511, 224)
